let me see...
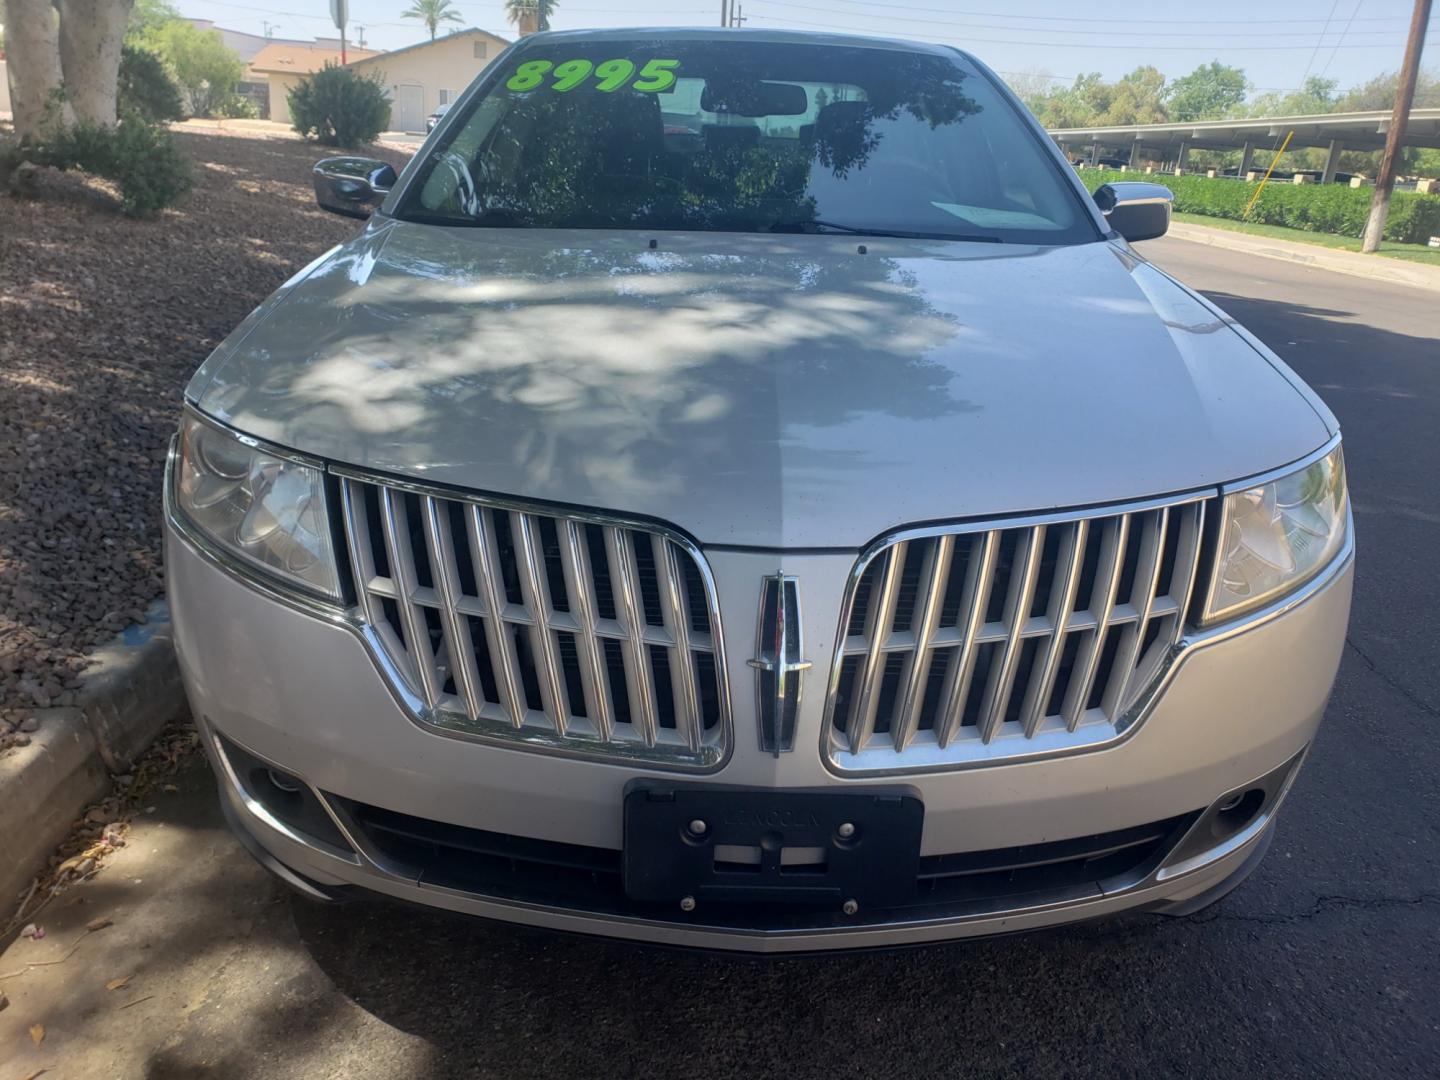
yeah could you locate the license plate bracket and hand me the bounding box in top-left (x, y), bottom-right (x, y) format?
top-left (623, 787), bottom-right (923, 907)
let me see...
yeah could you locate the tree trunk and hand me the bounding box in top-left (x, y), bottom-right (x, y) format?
top-left (54, 0), bottom-right (134, 127)
top-left (4, 0), bottom-right (72, 140)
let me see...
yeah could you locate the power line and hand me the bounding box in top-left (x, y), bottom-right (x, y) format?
top-left (747, 10), bottom-right (1435, 51)
top-left (754, 0), bottom-right (1415, 26)
top-left (1318, 0), bottom-right (1369, 82)
top-left (753, 0), bottom-right (1410, 38)
top-left (1297, 0), bottom-right (1344, 88)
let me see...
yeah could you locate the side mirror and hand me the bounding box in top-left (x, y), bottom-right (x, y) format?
top-left (313, 157), bottom-right (398, 219)
top-left (1094, 181), bottom-right (1173, 242)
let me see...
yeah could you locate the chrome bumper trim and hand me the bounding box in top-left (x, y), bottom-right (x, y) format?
top-left (205, 716), bottom-right (1304, 953)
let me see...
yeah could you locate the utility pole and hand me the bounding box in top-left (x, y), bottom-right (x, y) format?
top-left (355, 25), bottom-right (366, 48)
top-left (720, 0), bottom-right (729, 28)
top-left (261, 20), bottom-right (278, 39)
top-left (1361, 0), bottom-right (1432, 252)
top-left (731, 4), bottom-right (747, 26)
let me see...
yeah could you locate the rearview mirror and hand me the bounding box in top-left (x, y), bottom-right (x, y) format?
top-left (313, 157), bottom-right (398, 219)
top-left (700, 79), bottom-right (809, 117)
top-left (1093, 182), bottom-right (1173, 243)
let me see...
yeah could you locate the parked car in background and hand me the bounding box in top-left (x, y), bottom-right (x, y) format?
top-left (167, 27), bottom-right (1352, 953)
top-left (425, 102), bottom-right (450, 132)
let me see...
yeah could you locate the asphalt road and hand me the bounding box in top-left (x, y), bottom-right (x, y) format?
top-left (3, 239), bottom-right (1438, 1080)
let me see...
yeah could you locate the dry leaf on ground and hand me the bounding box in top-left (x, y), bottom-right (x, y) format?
top-left (85, 917), bottom-right (113, 933)
top-left (105, 975), bottom-right (132, 991)
top-left (29, 1022), bottom-right (44, 1046)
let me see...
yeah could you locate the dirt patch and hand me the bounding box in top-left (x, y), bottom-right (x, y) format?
top-left (0, 129), bottom-right (413, 730)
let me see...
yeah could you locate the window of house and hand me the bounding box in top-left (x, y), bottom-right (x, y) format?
top-left (439, 89), bottom-right (450, 105)
top-left (473, 41), bottom-right (488, 59)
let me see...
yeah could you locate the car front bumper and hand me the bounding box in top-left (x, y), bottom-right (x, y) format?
top-left (165, 507), bottom-right (1352, 952)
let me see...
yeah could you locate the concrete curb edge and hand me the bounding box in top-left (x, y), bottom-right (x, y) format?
top-left (2, 599), bottom-right (186, 914)
top-left (1165, 221), bottom-right (1440, 293)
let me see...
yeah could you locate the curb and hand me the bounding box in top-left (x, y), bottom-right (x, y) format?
top-left (79, 600), bottom-right (188, 774)
top-left (2, 599), bottom-right (187, 914)
top-left (1165, 221), bottom-right (1440, 294)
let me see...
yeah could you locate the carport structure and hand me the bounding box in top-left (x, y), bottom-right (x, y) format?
top-left (1049, 108), bottom-right (1440, 182)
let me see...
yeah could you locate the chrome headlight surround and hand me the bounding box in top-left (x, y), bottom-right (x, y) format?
top-left (1202, 439), bottom-right (1349, 627)
top-left (173, 410), bottom-right (341, 601)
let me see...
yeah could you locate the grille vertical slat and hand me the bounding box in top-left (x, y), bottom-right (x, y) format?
top-left (514, 513), bottom-right (572, 734)
top-left (555, 519), bottom-right (613, 740)
top-left (827, 495), bottom-right (1214, 771)
top-left (1018, 519), bottom-right (1089, 737)
top-left (605, 526), bottom-right (659, 748)
top-left (1105, 508), bottom-right (1170, 718)
top-left (935, 531), bottom-right (999, 749)
top-left (1062, 514), bottom-right (1132, 733)
top-left (379, 487), bottom-right (443, 709)
top-left (340, 476), bottom-right (727, 769)
top-left (892, 534), bottom-right (954, 753)
top-left (848, 543), bottom-right (906, 754)
top-left (422, 496), bottom-right (483, 722)
top-left (977, 525), bottom-right (1046, 744)
top-left (466, 505), bottom-right (528, 729)
top-left (655, 538), bottom-right (702, 751)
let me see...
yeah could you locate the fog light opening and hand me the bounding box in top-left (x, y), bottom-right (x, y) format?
top-left (1211, 788), bottom-right (1265, 840)
top-left (267, 768), bottom-right (303, 794)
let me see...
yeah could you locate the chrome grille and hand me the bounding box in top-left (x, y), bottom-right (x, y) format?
top-left (824, 496), bottom-right (1209, 772)
top-left (339, 476), bottom-right (729, 770)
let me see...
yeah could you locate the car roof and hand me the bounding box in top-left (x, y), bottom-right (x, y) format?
top-left (511, 26), bottom-right (972, 62)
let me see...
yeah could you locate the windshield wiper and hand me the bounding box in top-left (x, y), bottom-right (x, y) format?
top-left (768, 219), bottom-right (1002, 242)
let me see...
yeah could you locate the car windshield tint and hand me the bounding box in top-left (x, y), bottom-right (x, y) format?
top-left (400, 37), bottom-right (1096, 244)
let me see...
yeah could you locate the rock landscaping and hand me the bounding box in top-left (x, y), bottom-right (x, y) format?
top-left (0, 127), bottom-right (412, 745)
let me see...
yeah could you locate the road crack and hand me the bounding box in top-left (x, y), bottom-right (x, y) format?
top-left (1190, 890), bottom-right (1440, 927)
top-left (1346, 636), bottom-right (1439, 719)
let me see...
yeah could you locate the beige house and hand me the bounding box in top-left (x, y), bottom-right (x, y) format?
top-left (250, 42), bottom-right (382, 126)
top-left (347, 28), bottom-right (510, 134)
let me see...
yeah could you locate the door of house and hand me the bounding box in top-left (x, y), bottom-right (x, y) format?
top-left (396, 84), bottom-right (425, 133)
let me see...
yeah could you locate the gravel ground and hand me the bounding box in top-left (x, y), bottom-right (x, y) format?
top-left (0, 129), bottom-right (412, 741)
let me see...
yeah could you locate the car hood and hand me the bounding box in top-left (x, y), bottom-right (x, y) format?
top-left (189, 221), bottom-right (1332, 549)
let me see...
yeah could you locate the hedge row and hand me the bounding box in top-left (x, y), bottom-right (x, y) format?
top-left (1076, 169), bottom-right (1440, 245)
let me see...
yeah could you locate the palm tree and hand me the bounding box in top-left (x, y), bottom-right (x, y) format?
top-left (401, 0), bottom-right (463, 40)
top-left (505, 0), bottom-right (557, 35)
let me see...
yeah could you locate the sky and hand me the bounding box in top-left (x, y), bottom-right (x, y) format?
top-left (180, 0), bottom-right (1439, 96)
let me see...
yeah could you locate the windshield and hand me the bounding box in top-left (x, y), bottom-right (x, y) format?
top-left (399, 37), bottom-right (1097, 244)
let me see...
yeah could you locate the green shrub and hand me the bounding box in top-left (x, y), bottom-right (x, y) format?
top-left (117, 45), bottom-right (186, 123)
top-left (217, 95), bottom-right (260, 119)
top-left (29, 115), bottom-right (192, 217)
top-left (288, 63), bottom-right (392, 148)
top-left (1076, 167), bottom-right (1440, 244)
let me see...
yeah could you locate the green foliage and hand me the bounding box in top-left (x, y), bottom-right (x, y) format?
top-left (1337, 69), bottom-right (1440, 111)
top-left (217, 95), bottom-right (260, 119)
top-left (288, 63), bottom-right (392, 148)
top-left (1241, 75), bottom-right (1339, 119)
top-left (1105, 66), bottom-right (1167, 125)
top-left (1164, 62), bottom-right (1249, 122)
top-left (139, 20), bottom-right (245, 117)
top-left (118, 45), bottom-right (186, 123)
top-left (126, 0), bottom-right (183, 43)
top-left (402, 0), bottom-right (465, 39)
top-left (1077, 168), bottom-right (1440, 244)
top-left (505, 0), bottom-right (557, 32)
top-left (26, 115), bottom-right (193, 216)
top-left (1019, 67), bottom-right (1171, 128)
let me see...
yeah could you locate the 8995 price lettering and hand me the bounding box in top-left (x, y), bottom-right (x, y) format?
top-left (505, 58), bottom-right (681, 94)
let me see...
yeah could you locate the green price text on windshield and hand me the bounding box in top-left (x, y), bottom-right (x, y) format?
top-left (505, 58), bottom-right (680, 94)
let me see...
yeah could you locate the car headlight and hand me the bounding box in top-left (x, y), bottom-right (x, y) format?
top-left (175, 413), bottom-right (340, 600)
top-left (1203, 443), bottom-right (1348, 625)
